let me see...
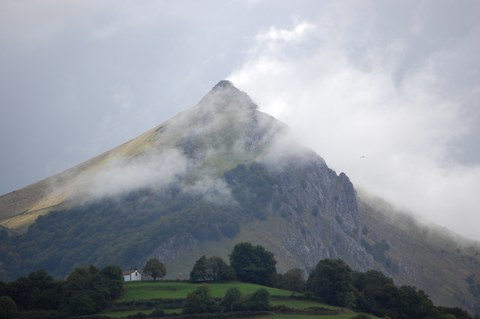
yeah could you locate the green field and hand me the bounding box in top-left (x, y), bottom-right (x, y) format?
top-left (104, 281), bottom-right (378, 319)
top-left (117, 280), bottom-right (293, 301)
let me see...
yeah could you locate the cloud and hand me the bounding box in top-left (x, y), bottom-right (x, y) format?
top-left (229, 4), bottom-right (480, 241)
top-left (183, 176), bottom-right (233, 204)
top-left (85, 148), bottom-right (188, 199)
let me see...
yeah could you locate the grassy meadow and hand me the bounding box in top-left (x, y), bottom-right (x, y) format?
top-left (103, 281), bottom-right (378, 319)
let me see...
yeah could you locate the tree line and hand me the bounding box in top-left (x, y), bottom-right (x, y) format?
top-left (1, 242), bottom-right (477, 318)
top-left (0, 265), bottom-right (123, 318)
top-left (188, 242), bottom-right (476, 319)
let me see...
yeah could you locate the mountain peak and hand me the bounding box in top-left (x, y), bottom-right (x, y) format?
top-left (213, 79), bottom-right (235, 90)
top-left (197, 80), bottom-right (258, 114)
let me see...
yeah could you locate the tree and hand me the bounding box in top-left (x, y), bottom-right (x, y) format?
top-left (282, 268), bottom-right (306, 295)
top-left (190, 256), bottom-right (209, 282)
top-left (183, 286), bottom-right (218, 314)
top-left (353, 270), bottom-right (397, 317)
top-left (393, 285), bottom-right (437, 319)
top-left (306, 259), bottom-right (354, 307)
top-left (437, 306), bottom-right (472, 319)
top-left (209, 256), bottom-right (235, 282)
top-left (62, 265), bottom-right (124, 315)
top-left (0, 296), bottom-right (17, 319)
top-left (229, 242), bottom-right (277, 285)
top-left (190, 256), bottom-right (235, 282)
top-left (143, 258), bottom-right (166, 281)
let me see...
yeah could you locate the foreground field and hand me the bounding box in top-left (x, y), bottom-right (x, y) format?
top-left (103, 281), bottom-right (378, 319)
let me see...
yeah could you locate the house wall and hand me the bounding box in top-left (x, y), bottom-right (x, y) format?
top-left (123, 270), bottom-right (142, 281)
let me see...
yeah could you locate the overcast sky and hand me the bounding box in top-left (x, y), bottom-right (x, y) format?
top-left (1, 0), bottom-right (479, 240)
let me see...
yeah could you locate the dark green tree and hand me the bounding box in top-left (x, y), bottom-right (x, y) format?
top-left (99, 265), bottom-right (123, 299)
top-left (393, 285), bottom-right (436, 319)
top-left (306, 259), bottom-right (354, 307)
top-left (209, 256), bottom-right (235, 282)
top-left (143, 258), bottom-right (166, 281)
top-left (282, 268), bottom-right (306, 295)
top-left (190, 256), bottom-right (235, 282)
top-left (183, 286), bottom-right (218, 314)
top-left (353, 270), bottom-right (397, 317)
top-left (5, 270), bottom-right (61, 311)
top-left (0, 296), bottom-right (17, 319)
top-left (190, 256), bottom-right (209, 282)
top-left (437, 306), bottom-right (472, 319)
top-left (229, 242), bottom-right (277, 285)
top-left (62, 266), bottom-right (103, 314)
top-left (61, 265), bottom-right (123, 315)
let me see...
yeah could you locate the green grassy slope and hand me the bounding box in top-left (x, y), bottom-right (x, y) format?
top-left (103, 281), bottom-right (378, 319)
top-left (117, 281), bottom-right (292, 302)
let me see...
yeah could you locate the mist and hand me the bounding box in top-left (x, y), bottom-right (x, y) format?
top-left (1, 1), bottom-right (479, 240)
top-left (228, 3), bottom-right (480, 240)
top-left (85, 148), bottom-right (189, 199)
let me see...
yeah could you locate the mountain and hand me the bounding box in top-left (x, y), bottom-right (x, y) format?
top-left (1, 80), bottom-right (479, 314)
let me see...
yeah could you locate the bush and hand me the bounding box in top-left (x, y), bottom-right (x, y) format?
top-left (66, 292), bottom-right (97, 315)
top-left (183, 286), bottom-right (218, 314)
top-left (221, 287), bottom-right (242, 312)
top-left (245, 288), bottom-right (270, 311)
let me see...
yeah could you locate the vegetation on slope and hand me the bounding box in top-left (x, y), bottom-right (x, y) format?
top-left (0, 243), bottom-right (476, 318)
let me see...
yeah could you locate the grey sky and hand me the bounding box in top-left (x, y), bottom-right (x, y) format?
top-left (1, 1), bottom-right (479, 240)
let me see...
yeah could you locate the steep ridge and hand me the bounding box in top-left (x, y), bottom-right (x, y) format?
top-left (0, 81), bottom-right (479, 315)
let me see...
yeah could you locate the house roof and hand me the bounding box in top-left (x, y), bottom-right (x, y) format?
top-left (122, 269), bottom-right (142, 276)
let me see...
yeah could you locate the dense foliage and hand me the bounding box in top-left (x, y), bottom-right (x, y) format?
top-left (229, 242), bottom-right (277, 286)
top-left (306, 258), bottom-right (476, 319)
top-left (183, 285), bottom-right (270, 315)
top-left (306, 259), bottom-right (355, 307)
top-left (189, 256), bottom-right (235, 282)
top-left (183, 286), bottom-right (218, 314)
top-left (0, 265), bottom-right (123, 316)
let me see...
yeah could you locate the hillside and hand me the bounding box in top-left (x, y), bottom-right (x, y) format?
top-left (102, 281), bottom-right (374, 319)
top-left (0, 80), bottom-right (479, 315)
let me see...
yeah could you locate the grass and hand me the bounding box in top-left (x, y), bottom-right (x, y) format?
top-left (270, 298), bottom-right (339, 310)
top-left (118, 281), bottom-right (292, 302)
top-left (106, 281), bottom-right (379, 319)
top-left (102, 308), bottom-right (181, 318)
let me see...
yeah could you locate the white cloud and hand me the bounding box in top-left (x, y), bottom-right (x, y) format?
top-left (86, 148), bottom-right (188, 198)
top-left (229, 13), bottom-right (480, 241)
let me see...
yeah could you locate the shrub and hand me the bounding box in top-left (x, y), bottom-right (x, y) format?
top-left (183, 286), bottom-right (218, 314)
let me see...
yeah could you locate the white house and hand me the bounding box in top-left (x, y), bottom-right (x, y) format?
top-left (123, 268), bottom-right (142, 282)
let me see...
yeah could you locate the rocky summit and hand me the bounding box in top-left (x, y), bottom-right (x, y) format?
top-left (0, 81), bottom-right (479, 314)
